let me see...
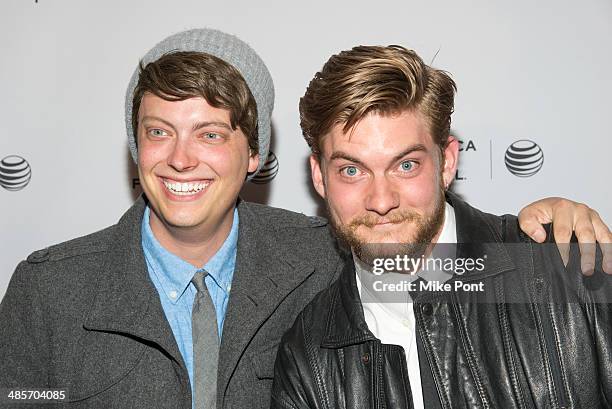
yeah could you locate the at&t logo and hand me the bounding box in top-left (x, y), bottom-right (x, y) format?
top-left (250, 151), bottom-right (279, 184)
top-left (504, 140), bottom-right (544, 177)
top-left (0, 155), bottom-right (32, 191)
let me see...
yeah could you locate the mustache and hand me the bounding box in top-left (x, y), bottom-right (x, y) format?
top-left (348, 210), bottom-right (422, 229)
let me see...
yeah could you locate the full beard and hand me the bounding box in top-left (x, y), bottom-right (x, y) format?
top-left (328, 189), bottom-right (446, 267)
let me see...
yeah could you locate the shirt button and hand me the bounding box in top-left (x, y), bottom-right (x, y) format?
top-left (227, 284), bottom-right (232, 292)
top-left (402, 319), bottom-right (411, 328)
top-left (169, 290), bottom-right (178, 299)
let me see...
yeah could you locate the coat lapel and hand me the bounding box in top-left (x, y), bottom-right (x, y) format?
top-left (446, 191), bottom-right (515, 280)
top-left (217, 200), bottom-right (317, 399)
top-left (82, 196), bottom-right (186, 370)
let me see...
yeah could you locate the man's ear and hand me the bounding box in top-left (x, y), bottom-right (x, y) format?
top-left (248, 152), bottom-right (260, 173)
top-left (441, 136), bottom-right (459, 189)
top-left (309, 154), bottom-right (326, 199)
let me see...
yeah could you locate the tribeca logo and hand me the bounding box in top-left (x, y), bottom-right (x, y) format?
top-left (0, 155), bottom-right (32, 191)
top-left (504, 140), bottom-right (544, 177)
top-left (452, 136), bottom-right (477, 181)
top-left (250, 150), bottom-right (279, 185)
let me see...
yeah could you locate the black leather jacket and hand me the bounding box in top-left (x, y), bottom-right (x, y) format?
top-left (271, 193), bottom-right (611, 409)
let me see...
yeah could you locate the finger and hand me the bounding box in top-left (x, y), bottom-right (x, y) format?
top-left (518, 219), bottom-right (547, 243)
top-left (575, 220), bottom-right (596, 276)
top-left (605, 242), bottom-right (612, 275)
top-left (590, 211), bottom-right (612, 274)
top-left (551, 204), bottom-right (574, 267)
top-left (518, 201), bottom-right (555, 242)
top-left (555, 243), bottom-right (569, 268)
top-left (567, 204), bottom-right (597, 275)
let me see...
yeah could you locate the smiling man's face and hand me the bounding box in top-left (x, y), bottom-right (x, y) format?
top-left (137, 92), bottom-right (258, 235)
top-left (310, 109), bottom-right (458, 263)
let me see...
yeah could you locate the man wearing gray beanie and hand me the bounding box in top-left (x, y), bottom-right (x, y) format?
top-left (0, 27), bottom-right (609, 409)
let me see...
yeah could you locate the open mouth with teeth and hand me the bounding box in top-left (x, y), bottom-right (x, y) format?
top-left (162, 179), bottom-right (212, 196)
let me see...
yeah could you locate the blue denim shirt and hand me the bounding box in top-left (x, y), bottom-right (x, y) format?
top-left (141, 205), bottom-right (238, 400)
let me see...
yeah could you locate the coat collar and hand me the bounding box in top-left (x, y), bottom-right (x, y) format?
top-left (446, 190), bottom-right (515, 282)
top-left (82, 195), bottom-right (187, 368)
top-left (217, 199), bottom-right (317, 402)
top-left (321, 191), bottom-right (516, 348)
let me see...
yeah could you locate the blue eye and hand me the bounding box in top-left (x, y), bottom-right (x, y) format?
top-left (204, 132), bottom-right (221, 139)
top-left (400, 161), bottom-right (414, 172)
top-left (342, 166), bottom-right (358, 177)
top-left (150, 129), bottom-right (167, 137)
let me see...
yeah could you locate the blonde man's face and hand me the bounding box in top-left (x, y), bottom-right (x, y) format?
top-left (310, 110), bottom-right (459, 262)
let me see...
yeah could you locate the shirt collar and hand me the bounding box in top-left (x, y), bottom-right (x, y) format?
top-left (437, 201), bottom-right (457, 244)
top-left (141, 205), bottom-right (239, 304)
top-left (203, 209), bottom-right (239, 293)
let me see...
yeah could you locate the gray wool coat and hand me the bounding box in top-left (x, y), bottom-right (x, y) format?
top-left (0, 197), bottom-right (344, 408)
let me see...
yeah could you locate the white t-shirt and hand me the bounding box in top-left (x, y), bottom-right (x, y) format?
top-left (355, 203), bottom-right (457, 409)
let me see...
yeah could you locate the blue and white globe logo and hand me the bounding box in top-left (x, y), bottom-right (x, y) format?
top-left (0, 155), bottom-right (32, 191)
top-left (504, 140), bottom-right (544, 177)
top-left (251, 151), bottom-right (279, 184)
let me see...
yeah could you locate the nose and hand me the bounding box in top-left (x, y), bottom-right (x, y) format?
top-left (365, 176), bottom-right (400, 216)
top-left (167, 137), bottom-right (198, 172)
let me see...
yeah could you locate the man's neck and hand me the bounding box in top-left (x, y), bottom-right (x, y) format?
top-left (148, 208), bottom-right (235, 268)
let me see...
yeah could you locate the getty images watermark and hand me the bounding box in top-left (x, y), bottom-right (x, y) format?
top-left (368, 252), bottom-right (486, 293)
top-left (355, 243), bottom-right (611, 304)
top-left (371, 254), bottom-right (486, 275)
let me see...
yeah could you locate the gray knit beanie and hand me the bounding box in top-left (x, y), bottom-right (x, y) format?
top-left (125, 28), bottom-right (274, 178)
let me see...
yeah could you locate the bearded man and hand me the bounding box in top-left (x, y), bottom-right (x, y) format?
top-left (271, 45), bottom-right (611, 409)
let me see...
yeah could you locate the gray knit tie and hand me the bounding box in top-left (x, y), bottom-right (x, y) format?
top-left (191, 270), bottom-right (219, 409)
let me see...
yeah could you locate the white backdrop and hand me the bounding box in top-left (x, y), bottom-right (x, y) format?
top-left (1, 0), bottom-right (611, 300)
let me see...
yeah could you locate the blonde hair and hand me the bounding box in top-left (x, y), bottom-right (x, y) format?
top-left (300, 45), bottom-right (456, 155)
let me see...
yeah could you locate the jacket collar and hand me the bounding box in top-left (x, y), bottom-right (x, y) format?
top-left (217, 199), bottom-right (318, 401)
top-left (321, 191), bottom-right (516, 348)
top-left (321, 256), bottom-right (378, 348)
top-left (83, 195), bottom-right (187, 368)
top-left (446, 190), bottom-right (515, 281)
top-left (84, 195), bottom-right (185, 367)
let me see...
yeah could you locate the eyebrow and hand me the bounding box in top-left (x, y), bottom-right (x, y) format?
top-left (329, 144), bottom-right (429, 167)
top-left (140, 116), bottom-right (232, 132)
top-left (389, 144), bottom-right (428, 162)
top-left (191, 121), bottom-right (233, 132)
top-left (141, 116), bottom-right (176, 130)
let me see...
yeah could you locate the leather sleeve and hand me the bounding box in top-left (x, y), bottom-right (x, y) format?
top-left (271, 314), bottom-right (321, 409)
top-left (513, 220), bottom-right (612, 405)
top-left (0, 261), bottom-right (49, 388)
top-left (581, 247), bottom-right (612, 405)
top-left (592, 301), bottom-right (612, 404)
top-left (560, 235), bottom-right (612, 405)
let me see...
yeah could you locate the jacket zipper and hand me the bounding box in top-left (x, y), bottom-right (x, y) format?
top-left (536, 278), bottom-right (568, 408)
